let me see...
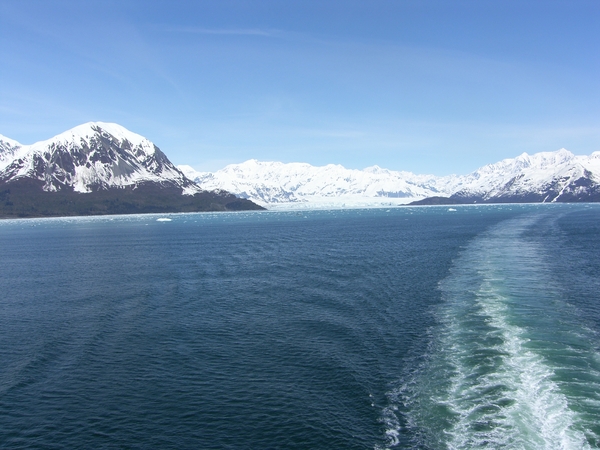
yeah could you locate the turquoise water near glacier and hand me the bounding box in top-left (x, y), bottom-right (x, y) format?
top-left (1, 204), bottom-right (600, 449)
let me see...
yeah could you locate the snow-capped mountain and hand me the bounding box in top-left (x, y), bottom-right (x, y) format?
top-left (0, 122), bottom-right (199, 194)
top-left (450, 149), bottom-right (600, 203)
top-left (179, 149), bottom-right (600, 207)
top-left (0, 123), bottom-right (262, 217)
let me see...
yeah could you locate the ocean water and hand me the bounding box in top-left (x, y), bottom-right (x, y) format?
top-left (1, 204), bottom-right (600, 449)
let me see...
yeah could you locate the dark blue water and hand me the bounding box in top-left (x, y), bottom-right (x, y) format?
top-left (1, 205), bottom-right (600, 449)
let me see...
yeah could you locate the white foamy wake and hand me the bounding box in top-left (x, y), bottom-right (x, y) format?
top-left (442, 279), bottom-right (588, 449)
top-left (380, 215), bottom-right (600, 449)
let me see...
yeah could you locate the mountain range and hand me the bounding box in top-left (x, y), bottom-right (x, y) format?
top-left (2, 122), bottom-right (599, 217)
top-left (0, 123), bottom-right (262, 217)
top-left (179, 149), bottom-right (600, 208)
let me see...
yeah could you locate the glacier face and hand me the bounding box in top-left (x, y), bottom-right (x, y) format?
top-left (0, 123), bottom-right (200, 194)
top-left (180, 149), bottom-right (600, 207)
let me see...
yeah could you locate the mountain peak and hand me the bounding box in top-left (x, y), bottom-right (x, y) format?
top-left (0, 134), bottom-right (22, 149)
top-left (30, 122), bottom-right (154, 155)
top-left (525, 148), bottom-right (575, 169)
top-left (363, 165), bottom-right (387, 174)
top-left (0, 122), bottom-right (196, 194)
top-left (0, 134), bottom-right (24, 171)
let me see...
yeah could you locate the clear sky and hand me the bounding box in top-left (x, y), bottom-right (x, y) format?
top-left (1, 0), bottom-right (599, 175)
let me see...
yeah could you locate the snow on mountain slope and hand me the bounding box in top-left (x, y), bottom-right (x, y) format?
top-left (180, 149), bottom-right (600, 207)
top-left (0, 123), bottom-right (200, 194)
top-left (0, 134), bottom-right (23, 171)
top-left (179, 160), bottom-right (458, 207)
top-left (452, 149), bottom-right (600, 202)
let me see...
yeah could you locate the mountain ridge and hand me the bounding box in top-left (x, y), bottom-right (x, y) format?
top-left (179, 148), bottom-right (600, 207)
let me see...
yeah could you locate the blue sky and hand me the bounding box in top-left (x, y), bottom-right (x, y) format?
top-left (1, 1), bottom-right (599, 175)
